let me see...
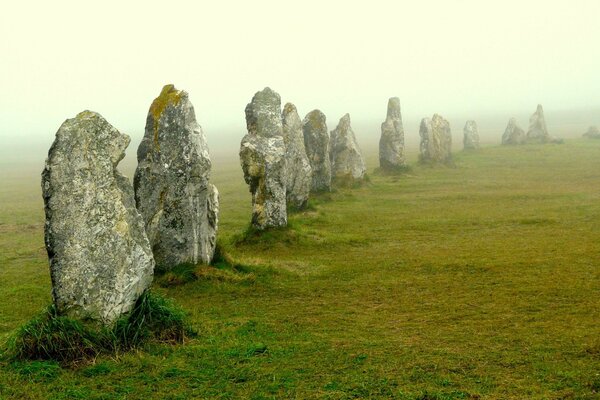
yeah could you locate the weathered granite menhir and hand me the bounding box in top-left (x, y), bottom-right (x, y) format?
top-left (501, 118), bottom-right (526, 145)
top-left (463, 120), bottom-right (480, 150)
top-left (330, 113), bottom-right (366, 185)
top-left (239, 87), bottom-right (287, 229)
top-left (42, 111), bottom-right (154, 326)
top-left (526, 104), bottom-right (551, 143)
top-left (379, 97), bottom-right (406, 170)
top-left (303, 110), bottom-right (331, 192)
top-left (282, 103), bottom-right (311, 209)
top-left (134, 85), bottom-right (219, 271)
top-left (419, 114), bottom-right (452, 164)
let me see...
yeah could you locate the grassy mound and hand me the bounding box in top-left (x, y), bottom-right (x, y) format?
top-left (4, 291), bottom-right (193, 365)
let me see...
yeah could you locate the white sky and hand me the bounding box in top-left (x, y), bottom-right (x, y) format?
top-left (1, 0), bottom-right (599, 157)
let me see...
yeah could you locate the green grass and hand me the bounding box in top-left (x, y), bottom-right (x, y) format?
top-left (1, 140), bottom-right (599, 398)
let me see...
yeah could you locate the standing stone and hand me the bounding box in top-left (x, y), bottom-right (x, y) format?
top-left (527, 104), bottom-right (551, 143)
top-left (502, 118), bottom-right (526, 145)
top-left (303, 110), bottom-right (331, 192)
top-left (379, 97), bottom-right (406, 170)
top-left (282, 103), bottom-right (312, 209)
top-left (134, 85), bottom-right (219, 271)
top-left (240, 88), bottom-right (287, 229)
top-left (42, 111), bottom-right (154, 326)
top-left (419, 114), bottom-right (452, 164)
top-left (583, 126), bottom-right (600, 139)
top-left (329, 114), bottom-right (367, 184)
top-left (463, 120), bottom-right (480, 150)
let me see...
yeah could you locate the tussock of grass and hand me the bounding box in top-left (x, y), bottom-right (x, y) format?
top-left (232, 223), bottom-right (302, 246)
top-left (3, 291), bottom-right (192, 365)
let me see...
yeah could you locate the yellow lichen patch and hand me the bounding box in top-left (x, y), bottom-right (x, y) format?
top-left (149, 84), bottom-right (183, 150)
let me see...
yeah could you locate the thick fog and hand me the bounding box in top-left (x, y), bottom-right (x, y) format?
top-left (1, 0), bottom-right (599, 168)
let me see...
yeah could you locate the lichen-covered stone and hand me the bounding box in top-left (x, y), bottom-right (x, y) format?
top-left (42, 111), bottom-right (154, 326)
top-left (419, 114), bottom-right (452, 164)
top-left (303, 110), bottom-right (331, 192)
top-left (502, 118), bottom-right (526, 145)
top-left (583, 126), bottom-right (600, 139)
top-left (527, 104), bottom-right (551, 143)
top-left (240, 88), bottom-right (287, 229)
top-left (330, 113), bottom-right (366, 184)
top-left (282, 103), bottom-right (312, 209)
top-left (379, 97), bottom-right (406, 169)
top-left (134, 85), bottom-right (219, 271)
top-left (463, 120), bottom-right (480, 150)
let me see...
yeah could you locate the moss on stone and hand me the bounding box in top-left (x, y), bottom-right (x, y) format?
top-left (149, 84), bottom-right (183, 149)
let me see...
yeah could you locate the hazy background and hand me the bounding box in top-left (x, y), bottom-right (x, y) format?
top-left (1, 0), bottom-right (599, 171)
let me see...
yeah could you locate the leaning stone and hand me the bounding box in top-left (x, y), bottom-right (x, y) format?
top-left (240, 88), bottom-right (287, 229)
top-left (303, 110), bottom-right (331, 192)
top-left (463, 120), bottom-right (480, 150)
top-left (282, 103), bottom-right (312, 209)
top-left (419, 114), bottom-right (452, 164)
top-left (134, 85), bottom-right (219, 271)
top-left (502, 118), bottom-right (526, 145)
top-left (330, 113), bottom-right (366, 185)
top-left (379, 97), bottom-right (406, 170)
top-left (42, 111), bottom-right (154, 326)
top-left (583, 126), bottom-right (600, 139)
top-left (526, 104), bottom-right (551, 143)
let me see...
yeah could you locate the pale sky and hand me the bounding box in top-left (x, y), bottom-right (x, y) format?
top-left (1, 0), bottom-right (599, 160)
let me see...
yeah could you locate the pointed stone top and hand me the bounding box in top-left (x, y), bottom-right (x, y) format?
top-left (149, 85), bottom-right (186, 122)
top-left (283, 102), bottom-right (298, 115)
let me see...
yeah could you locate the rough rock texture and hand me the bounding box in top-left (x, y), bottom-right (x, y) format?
top-left (583, 126), bottom-right (600, 139)
top-left (463, 120), bottom-right (480, 150)
top-left (329, 114), bottom-right (366, 184)
top-left (240, 88), bottom-right (287, 229)
top-left (502, 118), bottom-right (526, 145)
top-left (527, 104), bottom-right (551, 143)
top-left (42, 111), bottom-right (154, 326)
top-left (302, 110), bottom-right (331, 192)
top-left (379, 97), bottom-right (406, 169)
top-left (134, 85), bottom-right (219, 271)
top-left (419, 114), bottom-right (452, 164)
top-left (282, 103), bottom-right (312, 209)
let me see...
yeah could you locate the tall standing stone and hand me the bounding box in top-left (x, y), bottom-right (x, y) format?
top-left (330, 113), bottom-right (366, 184)
top-left (527, 104), bottom-right (551, 143)
top-left (42, 111), bottom-right (154, 326)
top-left (502, 118), bottom-right (526, 145)
top-left (379, 97), bottom-right (406, 170)
top-left (282, 103), bottom-right (312, 209)
top-left (134, 85), bottom-right (219, 271)
top-left (463, 120), bottom-right (480, 150)
top-left (419, 114), bottom-right (452, 164)
top-left (303, 110), bottom-right (331, 192)
top-left (239, 87), bottom-right (287, 229)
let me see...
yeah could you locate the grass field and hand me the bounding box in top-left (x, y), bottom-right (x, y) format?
top-left (0, 140), bottom-right (599, 399)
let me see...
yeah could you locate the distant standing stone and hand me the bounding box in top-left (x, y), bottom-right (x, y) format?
top-left (379, 97), bottom-right (406, 170)
top-left (583, 126), bottom-right (600, 139)
top-left (419, 114), bottom-right (452, 164)
top-left (42, 111), bottom-right (154, 326)
top-left (527, 104), bottom-right (551, 143)
top-left (303, 110), bottom-right (331, 192)
top-left (463, 120), bottom-right (480, 150)
top-left (330, 114), bottom-right (366, 184)
top-left (282, 103), bottom-right (312, 209)
top-left (502, 118), bottom-right (526, 145)
top-left (134, 85), bottom-right (219, 271)
top-left (240, 88), bottom-right (287, 229)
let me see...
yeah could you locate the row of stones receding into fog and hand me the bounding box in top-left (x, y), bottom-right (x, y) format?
top-left (42, 84), bottom-right (566, 326)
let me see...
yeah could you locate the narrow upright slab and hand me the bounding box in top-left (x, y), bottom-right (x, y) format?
top-left (240, 87), bottom-right (287, 229)
top-left (463, 120), bottom-right (480, 150)
top-left (42, 111), bottom-right (154, 325)
top-left (303, 110), bottom-right (331, 192)
top-left (527, 104), bottom-right (551, 143)
top-left (134, 85), bottom-right (219, 271)
top-left (330, 113), bottom-right (366, 184)
top-left (419, 114), bottom-right (452, 164)
top-left (502, 118), bottom-right (526, 145)
top-left (379, 97), bottom-right (406, 169)
top-left (282, 103), bottom-right (312, 209)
